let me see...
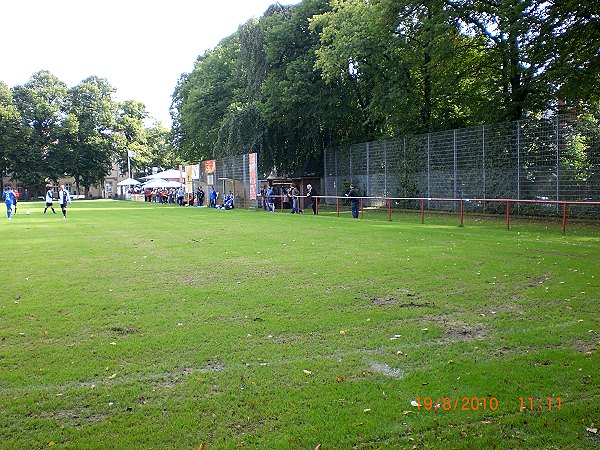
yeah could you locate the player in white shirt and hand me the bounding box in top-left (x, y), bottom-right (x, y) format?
top-left (43, 187), bottom-right (57, 215)
top-left (58, 185), bottom-right (72, 219)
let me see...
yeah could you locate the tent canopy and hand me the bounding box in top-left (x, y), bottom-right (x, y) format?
top-left (142, 179), bottom-right (183, 188)
top-left (117, 178), bottom-right (141, 186)
top-left (144, 169), bottom-right (183, 180)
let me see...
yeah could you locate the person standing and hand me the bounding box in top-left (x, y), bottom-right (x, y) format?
top-left (347, 184), bottom-right (360, 219)
top-left (2, 186), bottom-right (15, 220)
top-left (176, 187), bottom-right (185, 206)
top-left (43, 186), bottom-right (57, 215)
top-left (289, 184), bottom-right (299, 214)
top-left (209, 186), bottom-right (217, 208)
top-left (58, 185), bottom-right (71, 219)
top-left (11, 188), bottom-right (19, 214)
top-left (199, 187), bottom-right (205, 207)
top-left (306, 184), bottom-right (317, 215)
top-left (266, 185), bottom-right (275, 212)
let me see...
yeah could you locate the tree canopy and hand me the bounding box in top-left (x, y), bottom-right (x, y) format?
top-left (1, 70), bottom-right (178, 191)
top-left (172, 0), bottom-right (599, 174)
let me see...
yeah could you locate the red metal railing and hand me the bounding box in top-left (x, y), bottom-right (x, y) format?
top-left (280, 195), bottom-right (600, 234)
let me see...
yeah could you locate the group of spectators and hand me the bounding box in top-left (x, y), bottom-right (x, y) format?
top-left (259, 183), bottom-right (318, 215)
top-left (125, 185), bottom-right (236, 209)
top-left (259, 182), bottom-right (361, 218)
top-left (131, 187), bottom-right (188, 205)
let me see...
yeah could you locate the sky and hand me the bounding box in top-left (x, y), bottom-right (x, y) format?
top-left (0, 0), bottom-right (302, 127)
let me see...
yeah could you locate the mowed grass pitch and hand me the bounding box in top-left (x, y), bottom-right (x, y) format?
top-left (0, 200), bottom-right (598, 449)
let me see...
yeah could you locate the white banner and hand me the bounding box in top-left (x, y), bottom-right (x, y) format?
top-left (191, 164), bottom-right (200, 180)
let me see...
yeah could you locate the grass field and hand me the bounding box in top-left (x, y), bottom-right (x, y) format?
top-left (1, 200), bottom-right (598, 449)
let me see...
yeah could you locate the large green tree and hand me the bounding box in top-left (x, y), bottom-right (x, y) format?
top-left (60, 76), bottom-right (118, 194)
top-left (0, 81), bottom-right (22, 181)
top-left (12, 70), bottom-right (68, 186)
top-left (171, 34), bottom-right (241, 163)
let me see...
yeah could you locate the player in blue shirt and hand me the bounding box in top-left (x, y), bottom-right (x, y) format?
top-left (2, 186), bottom-right (16, 220)
top-left (266, 186), bottom-right (275, 212)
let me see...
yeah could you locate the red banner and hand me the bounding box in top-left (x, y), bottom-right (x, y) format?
top-left (204, 160), bottom-right (216, 173)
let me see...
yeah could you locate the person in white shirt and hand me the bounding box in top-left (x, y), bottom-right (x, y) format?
top-left (43, 187), bottom-right (57, 215)
top-left (58, 185), bottom-right (72, 219)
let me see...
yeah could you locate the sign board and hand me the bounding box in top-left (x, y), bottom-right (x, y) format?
top-left (185, 165), bottom-right (193, 193)
top-left (249, 153), bottom-right (258, 200)
top-left (204, 159), bottom-right (216, 174)
top-left (191, 164), bottom-right (200, 180)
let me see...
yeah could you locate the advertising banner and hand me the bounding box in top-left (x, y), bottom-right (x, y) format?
top-left (249, 153), bottom-right (258, 200)
top-left (191, 164), bottom-right (200, 180)
top-left (204, 160), bottom-right (216, 174)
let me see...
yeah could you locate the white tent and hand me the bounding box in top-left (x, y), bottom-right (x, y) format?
top-left (117, 178), bottom-right (141, 186)
top-left (142, 179), bottom-right (183, 188)
top-left (144, 169), bottom-right (183, 180)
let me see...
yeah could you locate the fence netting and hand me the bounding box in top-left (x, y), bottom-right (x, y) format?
top-left (323, 114), bottom-right (600, 218)
top-left (192, 153), bottom-right (257, 209)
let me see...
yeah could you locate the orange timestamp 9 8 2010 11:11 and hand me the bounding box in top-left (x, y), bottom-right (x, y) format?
top-left (414, 397), bottom-right (563, 412)
top-left (414, 397), bottom-right (499, 411)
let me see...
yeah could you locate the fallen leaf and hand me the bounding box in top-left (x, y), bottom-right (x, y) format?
top-left (315, 445), bottom-right (322, 450)
top-left (363, 408), bottom-right (371, 413)
top-left (303, 370), bottom-right (312, 375)
top-left (108, 373), bottom-right (117, 379)
top-left (48, 442), bottom-right (56, 447)
top-left (586, 427), bottom-right (598, 434)
top-left (198, 444), bottom-right (206, 450)
top-left (336, 376), bottom-right (344, 383)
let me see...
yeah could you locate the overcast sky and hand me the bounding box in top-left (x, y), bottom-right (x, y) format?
top-left (0, 0), bottom-right (301, 127)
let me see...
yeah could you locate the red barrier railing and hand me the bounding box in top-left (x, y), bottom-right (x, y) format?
top-left (276, 195), bottom-right (599, 234)
top-left (257, 194), bottom-right (598, 233)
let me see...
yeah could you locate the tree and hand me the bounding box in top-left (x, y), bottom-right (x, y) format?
top-left (444, 0), bottom-right (561, 121)
top-left (61, 76), bottom-right (118, 195)
top-left (114, 100), bottom-right (148, 176)
top-left (546, 0), bottom-right (600, 106)
top-left (139, 124), bottom-right (179, 174)
top-left (12, 70), bottom-right (68, 186)
top-left (0, 81), bottom-right (22, 181)
top-left (171, 34), bottom-right (241, 163)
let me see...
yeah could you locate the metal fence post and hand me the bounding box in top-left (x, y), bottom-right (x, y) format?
top-left (427, 134), bottom-right (431, 208)
top-left (453, 129), bottom-right (457, 198)
top-left (366, 142), bottom-right (370, 198)
top-left (482, 125), bottom-right (486, 201)
top-left (323, 146), bottom-right (327, 197)
top-left (556, 115), bottom-right (560, 203)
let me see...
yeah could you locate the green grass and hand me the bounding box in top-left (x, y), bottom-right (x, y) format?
top-left (0, 200), bottom-right (598, 449)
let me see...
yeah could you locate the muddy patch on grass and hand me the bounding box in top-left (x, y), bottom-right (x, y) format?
top-left (49, 408), bottom-right (109, 426)
top-left (572, 339), bottom-right (597, 355)
top-left (110, 326), bottom-right (138, 335)
top-left (156, 362), bottom-right (225, 389)
top-left (524, 275), bottom-right (551, 287)
top-left (444, 326), bottom-right (487, 341)
top-left (369, 288), bottom-right (433, 308)
top-left (423, 314), bottom-right (489, 343)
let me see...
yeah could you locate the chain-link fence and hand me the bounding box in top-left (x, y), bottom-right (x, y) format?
top-left (192, 153), bottom-right (258, 208)
top-left (323, 114), bottom-right (600, 217)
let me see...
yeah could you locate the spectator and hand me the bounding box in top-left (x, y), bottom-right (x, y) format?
top-left (347, 184), bottom-right (360, 219)
top-left (289, 184), bottom-right (300, 214)
top-left (266, 185), bottom-right (275, 212)
top-left (306, 184), bottom-right (317, 215)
